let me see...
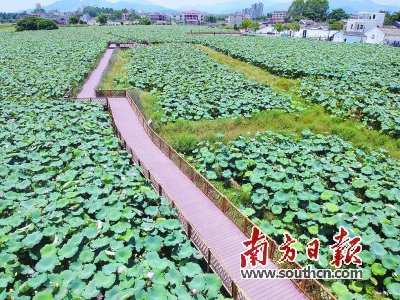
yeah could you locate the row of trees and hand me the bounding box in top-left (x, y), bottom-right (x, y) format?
top-left (240, 19), bottom-right (260, 31)
top-left (274, 21), bottom-right (301, 32)
top-left (16, 16), bottom-right (58, 31)
top-left (381, 10), bottom-right (400, 25)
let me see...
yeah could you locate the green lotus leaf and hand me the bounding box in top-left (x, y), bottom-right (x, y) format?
top-left (144, 235), bottom-right (163, 252)
top-left (79, 250), bottom-right (95, 263)
top-left (166, 268), bottom-right (183, 286)
top-left (35, 255), bottom-right (59, 272)
top-left (348, 281), bottom-right (363, 293)
top-left (22, 231), bottom-right (43, 248)
top-left (32, 291), bottom-right (54, 300)
top-left (203, 152), bottom-right (215, 163)
top-left (326, 203), bottom-right (339, 213)
top-left (382, 224), bottom-right (398, 238)
top-left (180, 262), bottom-right (202, 278)
top-left (79, 264), bottom-right (97, 280)
top-left (28, 274), bottom-right (47, 289)
top-left (222, 169), bottom-right (232, 178)
top-left (365, 189), bottom-right (380, 199)
top-left (242, 183), bottom-right (253, 193)
top-left (371, 263), bottom-right (387, 276)
top-left (332, 281), bottom-right (349, 296)
top-left (382, 254), bottom-right (399, 270)
top-left (320, 190), bottom-right (334, 200)
top-left (82, 227), bottom-right (98, 239)
top-left (40, 244), bottom-right (57, 257)
top-left (235, 160), bottom-right (247, 171)
top-left (312, 183), bottom-right (325, 193)
top-left (206, 171), bottom-right (217, 180)
top-left (388, 283), bottom-right (400, 300)
top-left (144, 206), bottom-right (159, 216)
top-left (115, 247), bottom-right (132, 264)
top-left (352, 180), bottom-right (366, 188)
top-left (308, 225), bottom-right (318, 235)
top-left (359, 250), bottom-right (375, 265)
top-left (338, 291), bottom-right (355, 300)
top-left (82, 280), bottom-right (100, 299)
top-left (274, 190), bottom-right (289, 203)
top-left (188, 275), bottom-right (206, 292)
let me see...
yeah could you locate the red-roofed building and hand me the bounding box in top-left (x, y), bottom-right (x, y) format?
top-left (179, 10), bottom-right (206, 25)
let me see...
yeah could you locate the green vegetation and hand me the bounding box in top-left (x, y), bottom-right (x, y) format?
top-left (0, 28), bottom-right (109, 100)
top-left (98, 49), bottom-right (128, 90)
top-left (96, 14), bottom-right (108, 25)
top-left (68, 15), bottom-right (79, 25)
top-left (0, 100), bottom-right (224, 299)
top-left (0, 23), bottom-right (15, 31)
top-left (198, 36), bottom-right (400, 138)
top-left (287, 0), bottom-right (329, 21)
top-left (16, 16), bottom-right (58, 31)
top-left (192, 130), bottom-right (400, 299)
top-left (115, 43), bottom-right (294, 122)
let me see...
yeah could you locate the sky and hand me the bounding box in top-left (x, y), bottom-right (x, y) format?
top-left (0, 0), bottom-right (398, 12)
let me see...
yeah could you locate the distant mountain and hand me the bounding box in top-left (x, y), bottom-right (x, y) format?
top-left (22, 0), bottom-right (178, 13)
top-left (179, 0), bottom-right (400, 14)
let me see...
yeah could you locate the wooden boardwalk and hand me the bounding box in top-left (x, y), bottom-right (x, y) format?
top-left (107, 97), bottom-right (309, 300)
top-left (76, 48), bottom-right (313, 300)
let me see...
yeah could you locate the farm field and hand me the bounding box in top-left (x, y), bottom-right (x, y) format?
top-left (114, 43), bottom-right (295, 122)
top-left (101, 26), bottom-right (400, 299)
top-left (2, 25), bottom-right (400, 300)
top-left (0, 28), bottom-right (110, 100)
top-left (0, 100), bottom-right (224, 299)
top-left (191, 130), bottom-right (400, 299)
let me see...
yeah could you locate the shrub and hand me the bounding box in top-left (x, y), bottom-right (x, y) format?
top-left (172, 134), bottom-right (199, 153)
top-left (16, 16), bottom-right (58, 31)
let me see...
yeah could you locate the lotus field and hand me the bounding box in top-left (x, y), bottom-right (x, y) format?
top-left (115, 43), bottom-right (294, 122)
top-left (0, 101), bottom-right (223, 299)
top-left (192, 131), bottom-right (400, 299)
top-left (197, 37), bottom-right (400, 137)
top-left (0, 28), bottom-right (109, 100)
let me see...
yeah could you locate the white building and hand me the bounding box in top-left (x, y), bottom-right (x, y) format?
top-left (35, 3), bottom-right (42, 10)
top-left (333, 31), bottom-right (367, 43)
top-left (365, 27), bottom-right (400, 45)
top-left (178, 10), bottom-right (205, 25)
top-left (227, 14), bottom-right (243, 26)
top-left (345, 12), bottom-right (385, 32)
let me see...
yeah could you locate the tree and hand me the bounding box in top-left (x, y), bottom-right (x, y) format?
top-left (274, 22), bottom-right (283, 32)
top-left (288, 0), bottom-right (305, 20)
top-left (16, 16), bottom-right (39, 31)
top-left (329, 21), bottom-right (343, 30)
top-left (68, 15), bottom-right (79, 24)
top-left (328, 8), bottom-right (349, 21)
top-left (128, 13), bottom-right (141, 21)
top-left (304, 0), bottom-right (329, 21)
top-left (240, 18), bottom-right (253, 29)
top-left (233, 24), bottom-right (239, 30)
top-left (111, 10), bottom-right (122, 20)
top-left (37, 18), bottom-right (58, 30)
top-left (204, 16), bottom-right (217, 23)
top-left (96, 14), bottom-right (108, 25)
top-left (139, 17), bottom-right (152, 25)
top-left (250, 21), bottom-right (260, 31)
top-left (33, 8), bottom-right (45, 13)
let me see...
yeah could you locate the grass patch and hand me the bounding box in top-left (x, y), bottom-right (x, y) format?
top-left (0, 24), bottom-right (15, 31)
top-left (196, 44), bottom-right (299, 93)
top-left (97, 49), bottom-right (128, 90)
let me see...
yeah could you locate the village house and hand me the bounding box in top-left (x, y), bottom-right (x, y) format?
top-left (178, 10), bottom-right (206, 25)
top-left (333, 31), bottom-right (367, 43)
top-left (227, 14), bottom-right (243, 26)
top-left (345, 12), bottom-right (385, 32)
top-left (365, 27), bottom-right (400, 46)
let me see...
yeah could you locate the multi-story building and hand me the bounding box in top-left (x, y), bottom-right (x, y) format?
top-left (178, 10), bottom-right (205, 25)
top-left (149, 13), bottom-right (167, 24)
top-left (227, 14), bottom-right (243, 26)
top-left (345, 12), bottom-right (385, 32)
top-left (242, 3), bottom-right (263, 20)
top-left (272, 11), bottom-right (287, 20)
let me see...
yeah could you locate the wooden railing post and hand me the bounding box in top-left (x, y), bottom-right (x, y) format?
top-left (301, 279), bottom-right (307, 291)
top-left (179, 156), bottom-right (182, 169)
top-left (187, 222), bottom-right (191, 238)
top-left (222, 197), bottom-right (227, 213)
top-left (191, 168), bottom-right (194, 181)
top-left (205, 182), bottom-right (209, 195)
top-left (168, 146), bottom-right (171, 159)
top-left (207, 247), bottom-right (211, 273)
top-left (243, 217), bottom-right (248, 234)
top-left (232, 282), bottom-right (237, 300)
top-left (158, 184), bottom-right (162, 196)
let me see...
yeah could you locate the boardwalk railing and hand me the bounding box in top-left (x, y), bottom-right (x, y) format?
top-left (106, 99), bottom-right (251, 300)
top-left (100, 89), bottom-right (337, 300)
top-left (107, 41), bottom-right (149, 49)
top-left (66, 97), bottom-right (109, 106)
top-left (63, 87), bottom-right (73, 99)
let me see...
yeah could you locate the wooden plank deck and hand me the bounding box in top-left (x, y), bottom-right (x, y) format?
top-left (76, 49), bottom-right (310, 300)
top-left (107, 97), bottom-right (308, 300)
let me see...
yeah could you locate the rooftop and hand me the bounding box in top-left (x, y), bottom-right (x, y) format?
top-left (337, 31), bottom-right (366, 37)
top-left (378, 28), bottom-right (400, 36)
top-left (182, 10), bottom-right (201, 14)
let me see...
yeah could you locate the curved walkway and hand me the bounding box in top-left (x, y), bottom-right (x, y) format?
top-left (77, 48), bottom-right (309, 300)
